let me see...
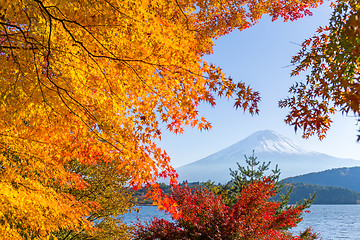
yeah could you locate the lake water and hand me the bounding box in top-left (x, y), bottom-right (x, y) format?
top-left (122, 205), bottom-right (360, 239)
top-left (293, 205), bottom-right (360, 239)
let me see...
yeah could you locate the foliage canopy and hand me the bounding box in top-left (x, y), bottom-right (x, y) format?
top-left (280, 0), bottom-right (360, 140)
top-left (0, 0), bottom-right (322, 238)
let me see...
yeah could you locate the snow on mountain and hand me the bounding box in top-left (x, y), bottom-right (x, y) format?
top-left (212, 130), bottom-right (313, 157)
top-left (237, 130), bottom-right (313, 154)
top-left (176, 130), bottom-right (360, 183)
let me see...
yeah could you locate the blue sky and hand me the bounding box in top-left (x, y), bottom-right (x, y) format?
top-left (159, 2), bottom-right (360, 168)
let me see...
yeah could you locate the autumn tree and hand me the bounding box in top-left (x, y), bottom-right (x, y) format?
top-left (135, 181), bottom-right (306, 240)
top-left (280, 0), bottom-right (360, 140)
top-left (54, 160), bottom-right (135, 240)
top-left (134, 155), bottom-right (319, 239)
top-left (0, 0), bottom-right (323, 238)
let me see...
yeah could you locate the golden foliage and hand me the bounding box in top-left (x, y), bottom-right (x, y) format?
top-left (0, 0), bottom-right (322, 237)
top-left (54, 160), bottom-right (135, 240)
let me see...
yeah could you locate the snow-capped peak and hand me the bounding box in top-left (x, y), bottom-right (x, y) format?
top-left (225, 130), bottom-right (312, 155)
top-left (176, 129), bottom-right (360, 183)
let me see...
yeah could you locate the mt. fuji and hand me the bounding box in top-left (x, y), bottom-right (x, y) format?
top-left (176, 130), bottom-right (360, 183)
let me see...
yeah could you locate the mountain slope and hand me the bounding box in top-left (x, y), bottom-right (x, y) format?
top-left (176, 130), bottom-right (360, 183)
top-left (278, 183), bottom-right (360, 204)
top-left (284, 167), bottom-right (360, 193)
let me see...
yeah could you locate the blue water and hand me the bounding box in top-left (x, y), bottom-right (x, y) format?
top-left (122, 205), bottom-right (360, 239)
top-left (123, 206), bottom-right (172, 225)
top-left (292, 205), bottom-right (360, 239)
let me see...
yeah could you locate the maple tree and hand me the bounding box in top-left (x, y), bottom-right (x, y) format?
top-left (280, 0), bottom-right (360, 140)
top-left (134, 156), bottom-right (319, 239)
top-left (54, 160), bottom-right (135, 240)
top-left (0, 0), bottom-right (323, 238)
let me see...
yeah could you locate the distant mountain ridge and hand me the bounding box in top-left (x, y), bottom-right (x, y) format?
top-left (280, 183), bottom-right (360, 204)
top-left (284, 167), bottom-right (360, 193)
top-left (176, 130), bottom-right (360, 183)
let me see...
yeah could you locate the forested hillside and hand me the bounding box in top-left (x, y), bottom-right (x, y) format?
top-left (284, 167), bottom-right (360, 193)
top-left (282, 183), bottom-right (360, 204)
top-left (135, 182), bottom-right (360, 205)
